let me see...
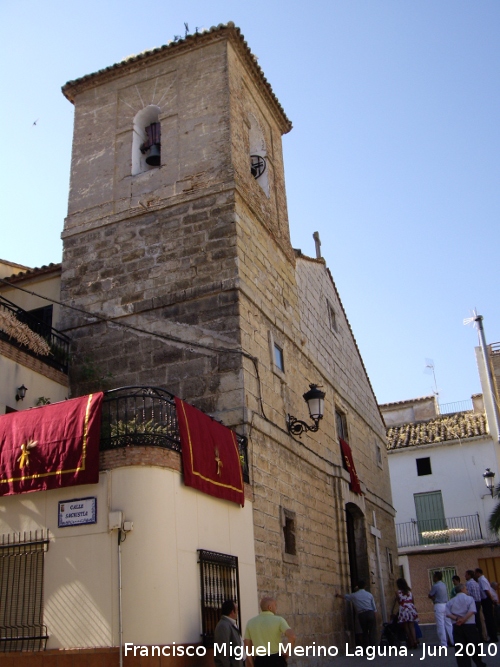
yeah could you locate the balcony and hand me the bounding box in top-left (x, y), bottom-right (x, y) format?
top-left (100, 386), bottom-right (249, 482)
top-left (0, 296), bottom-right (70, 373)
top-left (396, 514), bottom-right (483, 549)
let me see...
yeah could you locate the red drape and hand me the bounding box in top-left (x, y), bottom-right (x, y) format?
top-left (175, 398), bottom-right (244, 506)
top-left (340, 437), bottom-right (363, 495)
top-left (0, 393), bottom-right (103, 496)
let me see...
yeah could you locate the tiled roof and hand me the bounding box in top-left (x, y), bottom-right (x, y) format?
top-left (1, 263), bottom-right (61, 283)
top-left (62, 22), bottom-right (292, 134)
top-left (387, 412), bottom-right (488, 450)
top-left (379, 395), bottom-right (435, 409)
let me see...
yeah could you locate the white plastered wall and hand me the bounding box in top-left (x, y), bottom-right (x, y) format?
top-left (0, 466), bottom-right (258, 649)
top-left (0, 355), bottom-right (68, 413)
top-left (388, 437), bottom-right (499, 536)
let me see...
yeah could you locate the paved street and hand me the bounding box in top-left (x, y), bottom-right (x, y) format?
top-left (327, 642), bottom-right (498, 667)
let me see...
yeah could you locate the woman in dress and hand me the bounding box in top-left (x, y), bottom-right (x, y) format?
top-left (395, 577), bottom-right (419, 649)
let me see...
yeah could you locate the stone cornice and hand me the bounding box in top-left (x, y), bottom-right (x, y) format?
top-left (62, 22), bottom-right (292, 135)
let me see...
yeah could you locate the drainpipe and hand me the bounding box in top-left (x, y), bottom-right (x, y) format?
top-left (475, 314), bottom-right (500, 443)
top-left (118, 528), bottom-right (124, 667)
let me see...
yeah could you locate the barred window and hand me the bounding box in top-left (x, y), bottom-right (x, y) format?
top-left (198, 549), bottom-right (240, 646)
top-left (0, 531), bottom-right (49, 652)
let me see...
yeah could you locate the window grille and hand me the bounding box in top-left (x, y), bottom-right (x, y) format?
top-left (198, 549), bottom-right (240, 646)
top-left (0, 531), bottom-right (49, 652)
top-left (428, 567), bottom-right (457, 597)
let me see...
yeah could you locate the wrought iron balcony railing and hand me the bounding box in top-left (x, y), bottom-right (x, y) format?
top-left (101, 386), bottom-right (249, 482)
top-left (0, 296), bottom-right (70, 373)
top-left (396, 514), bottom-right (483, 548)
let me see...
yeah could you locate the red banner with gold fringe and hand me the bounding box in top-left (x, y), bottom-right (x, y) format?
top-left (175, 398), bottom-right (244, 506)
top-left (0, 393), bottom-right (103, 496)
top-left (340, 437), bottom-right (363, 495)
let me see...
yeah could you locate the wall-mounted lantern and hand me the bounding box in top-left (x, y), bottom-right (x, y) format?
top-left (287, 384), bottom-right (325, 437)
top-left (483, 468), bottom-right (496, 497)
top-left (16, 384), bottom-right (28, 402)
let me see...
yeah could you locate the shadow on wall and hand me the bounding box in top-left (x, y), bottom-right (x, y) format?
top-left (45, 578), bottom-right (111, 648)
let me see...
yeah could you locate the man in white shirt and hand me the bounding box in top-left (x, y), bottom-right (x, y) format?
top-left (446, 584), bottom-right (486, 667)
top-left (429, 571), bottom-right (454, 647)
top-left (475, 568), bottom-right (498, 642)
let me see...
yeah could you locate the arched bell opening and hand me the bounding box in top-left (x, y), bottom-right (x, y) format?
top-left (132, 105), bottom-right (161, 175)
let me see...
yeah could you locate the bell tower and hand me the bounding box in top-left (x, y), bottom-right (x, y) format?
top-left (60, 23), bottom-right (293, 421)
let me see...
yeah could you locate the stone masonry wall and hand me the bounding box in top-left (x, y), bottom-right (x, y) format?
top-left (60, 26), bottom-right (398, 656)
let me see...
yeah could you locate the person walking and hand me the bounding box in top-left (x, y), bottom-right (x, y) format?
top-left (244, 597), bottom-right (295, 667)
top-left (336, 580), bottom-right (377, 647)
top-left (465, 570), bottom-right (484, 638)
top-left (214, 600), bottom-right (245, 667)
top-left (446, 584), bottom-right (486, 667)
top-left (395, 578), bottom-right (419, 649)
top-left (429, 571), bottom-right (454, 647)
top-left (475, 568), bottom-right (498, 642)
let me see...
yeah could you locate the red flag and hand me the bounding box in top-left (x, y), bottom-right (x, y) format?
top-left (340, 438), bottom-right (363, 495)
top-left (175, 398), bottom-right (244, 506)
top-left (0, 393), bottom-right (103, 496)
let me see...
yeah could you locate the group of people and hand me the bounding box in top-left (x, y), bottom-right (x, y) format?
top-left (214, 597), bottom-right (295, 667)
top-left (212, 570), bottom-right (499, 667)
top-left (429, 569), bottom-right (499, 648)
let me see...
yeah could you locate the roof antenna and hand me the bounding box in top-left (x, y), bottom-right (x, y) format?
top-left (424, 358), bottom-right (439, 400)
top-left (184, 23), bottom-right (189, 37)
top-left (313, 231), bottom-right (322, 259)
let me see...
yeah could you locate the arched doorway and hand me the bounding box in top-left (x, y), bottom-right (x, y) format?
top-left (345, 502), bottom-right (369, 590)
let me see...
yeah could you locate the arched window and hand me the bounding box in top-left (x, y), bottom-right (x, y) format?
top-left (248, 114), bottom-right (269, 196)
top-left (131, 105), bottom-right (161, 175)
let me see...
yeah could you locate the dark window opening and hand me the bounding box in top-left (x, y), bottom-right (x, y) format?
top-left (198, 550), bottom-right (240, 647)
top-left (283, 511), bottom-right (296, 556)
top-left (336, 410), bottom-right (349, 472)
top-left (0, 531), bottom-right (49, 653)
top-left (327, 301), bottom-right (338, 333)
top-left (18, 305), bottom-right (53, 340)
top-left (416, 457), bottom-right (432, 476)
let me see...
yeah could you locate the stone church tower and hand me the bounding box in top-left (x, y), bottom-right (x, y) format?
top-left (61, 23), bottom-right (397, 649)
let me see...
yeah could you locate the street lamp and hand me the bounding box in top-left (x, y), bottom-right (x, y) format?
top-left (15, 384), bottom-right (28, 402)
top-left (287, 384), bottom-right (325, 437)
top-left (483, 468), bottom-right (496, 497)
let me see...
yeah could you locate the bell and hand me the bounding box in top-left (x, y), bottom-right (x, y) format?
top-left (145, 144), bottom-right (161, 166)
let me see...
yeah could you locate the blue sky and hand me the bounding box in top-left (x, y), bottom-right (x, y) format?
top-left (1, 1), bottom-right (499, 406)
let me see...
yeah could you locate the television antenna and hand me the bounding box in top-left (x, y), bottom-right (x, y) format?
top-left (424, 358), bottom-right (439, 398)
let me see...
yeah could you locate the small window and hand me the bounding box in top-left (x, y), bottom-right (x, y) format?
top-left (327, 301), bottom-right (338, 333)
top-left (198, 550), bottom-right (241, 646)
top-left (274, 343), bottom-right (284, 373)
top-left (376, 445), bottom-right (383, 467)
top-left (386, 548), bottom-right (394, 574)
top-left (416, 457), bottom-right (432, 476)
top-left (336, 409), bottom-right (349, 472)
top-left (336, 410), bottom-right (348, 442)
top-left (281, 508), bottom-right (297, 563)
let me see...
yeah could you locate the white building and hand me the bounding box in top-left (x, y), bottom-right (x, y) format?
top-left (381, 337), bottom-right (500, 626)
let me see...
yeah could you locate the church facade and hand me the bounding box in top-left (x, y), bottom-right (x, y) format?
top-left (0, 23), bottom-right (397, 664)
